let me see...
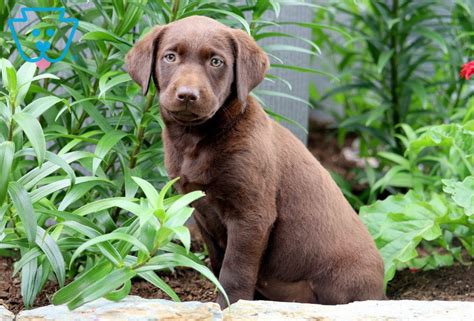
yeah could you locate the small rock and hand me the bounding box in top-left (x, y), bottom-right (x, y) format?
top-left (0, 305), bottom-right (14, 321)
top-left (223, 300), bottom-right (474, 321)
top-left (16, 296), bottom-right (222, 321)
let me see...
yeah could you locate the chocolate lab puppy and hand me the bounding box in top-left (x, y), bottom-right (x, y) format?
top-left (126, 16), bottom-right (385, 307)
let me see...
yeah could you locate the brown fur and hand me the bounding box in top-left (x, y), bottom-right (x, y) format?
top-left (126, 16), bottom-right (385, 308)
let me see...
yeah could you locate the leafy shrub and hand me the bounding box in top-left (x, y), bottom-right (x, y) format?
top-left (1, 0), bottom-right (327, 309)
top-left (360, 101), bottom-right (474, 285)
top-left (312, 0), bottom-right (474, 206)
top-left (0, 59), bottom-right (226, 308)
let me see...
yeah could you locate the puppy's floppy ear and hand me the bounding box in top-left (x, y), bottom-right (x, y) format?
top-left (126, 26), bottom-right (164, 95)
top-left (230, 29), bottom-right (269, 105)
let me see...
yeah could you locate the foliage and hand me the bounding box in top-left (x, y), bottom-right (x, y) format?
top-left (0, 59), bottom-right (227, 308)
top-left (312, 0), bottom-right (474, 206)
top-left (311, 0), bottom-right (474, 284)
top-left (360, 103), bottom-right (474, 285)
top-left (0, 0), bottom-right (328, 310)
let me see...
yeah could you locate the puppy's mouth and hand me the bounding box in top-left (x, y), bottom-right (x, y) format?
top-left (168, 110), bottom-right (210, 125)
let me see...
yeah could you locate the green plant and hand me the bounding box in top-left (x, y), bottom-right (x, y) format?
top-left (360, 99), bottom-right (474, 286)
top-left (311, 0), bottom-right (474, 205)
top-left (1, 0), bottom-right (329, 310)
top-left (0, 59), bottom-right (227, 308)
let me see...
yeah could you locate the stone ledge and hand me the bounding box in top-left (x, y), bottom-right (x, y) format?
top-left (0, 305), bottom-right (14, 321)
top-left (16, 296), bottom-right (222, 321)
top-left (224, 300), bottom-right (474, 321)
top-left (6, 296), bottom-right (474, 321)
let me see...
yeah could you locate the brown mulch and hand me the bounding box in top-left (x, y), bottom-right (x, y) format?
top-left (387, 264), bottom-right (474, 301)
top-left (307, 122), bottom-right (356, 179)
top-left (0, 253), bottom-right (218, 315)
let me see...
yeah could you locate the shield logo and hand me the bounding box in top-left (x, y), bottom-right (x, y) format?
top-left (8, 7), bottom-right (78, 69)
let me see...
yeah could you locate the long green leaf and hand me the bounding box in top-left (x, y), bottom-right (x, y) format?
top-left (70, 232), bottom-right (149, 267)
top-left (36, 227), bottom-right (65, 287)
top-left (92, 130), bottom-right (127, 175)
top-left (8, 182), bottom-right (37, 245)
top-left (13, 112), bottom-right (46, 166)
top-left (0, 142), bottom-right (14, 205)
top-left (66, 267), bottom-right (136, 310)
top-left (52, 260), bottom-right (114, 305)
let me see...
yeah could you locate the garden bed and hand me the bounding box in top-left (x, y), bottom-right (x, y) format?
top-left (1, 247), bottom-right (472, 314)
top-left (1, 125), bottom-right (472, 314)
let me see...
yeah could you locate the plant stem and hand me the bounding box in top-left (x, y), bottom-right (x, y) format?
top-left (7, 98), bottom-right (16, 141)
top-left (389, 0), bottom-right (401, 151)
top-left (171, 0), bottom-right (180, 21)
top-left (129, 93), bottom-right (155, 169)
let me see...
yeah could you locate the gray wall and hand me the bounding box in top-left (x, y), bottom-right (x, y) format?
top-left (258, 5), bottom-right (312, 144)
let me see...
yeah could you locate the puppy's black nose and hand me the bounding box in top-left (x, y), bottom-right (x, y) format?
top-left (176, 87), bottom-right (199, 103)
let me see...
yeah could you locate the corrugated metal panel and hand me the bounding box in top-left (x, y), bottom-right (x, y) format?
top-left (258, 5), bottom-right (311, 144)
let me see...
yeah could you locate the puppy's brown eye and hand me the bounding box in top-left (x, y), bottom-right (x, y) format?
top-left (164, 53), bottom-right (176, 62)
top-left (210, 57), bottom-right (223, 67)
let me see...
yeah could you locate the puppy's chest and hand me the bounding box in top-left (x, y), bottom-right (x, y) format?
top-left (166, 138), bottom-right (214, 194)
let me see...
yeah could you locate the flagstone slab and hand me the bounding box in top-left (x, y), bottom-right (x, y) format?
top-left (13, 296), bottom-right (474, 321)
top-left (16, 296), bottom-right (222, 321)
top-left (223, 299), bottom-right (474, 321)
top-left (0, 305), bottom-right (14, 321)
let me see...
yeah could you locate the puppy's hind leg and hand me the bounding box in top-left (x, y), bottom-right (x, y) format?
top-left (310, 269), bottom-right (385, 305)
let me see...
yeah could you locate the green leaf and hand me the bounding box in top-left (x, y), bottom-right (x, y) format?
top-left (36, 227), bottom-right (65, 287)
top-left (23, 96), bottom-right (63, 118)
top-left (13, 112), bottom-right (46, 166)
top-left (376, 49), bottom-right (394, 74)
top-left (138, 271), bottom-right (180, 301)
top-left (66, 267), bottom-right (136, 310)
top-left (165, 207), bottom-right (194, 228)
top-left (158, 177), bottom-right (180, 210)
top-left (255, 89), bottom-right (312, 107)
top-left (5, 66), bottom-right (17, 94)
top-left (416, 27), bottom-right (448, 54)
top-left (92, 130), bottom-right (127, 175)
top-left (8, 182), bottom-right (37, 245)
top-left (16, 149), bottom-right (76, 186)
top-left (13, 247), bottom-right (42, 276)
top-left (0, 142), bottom-right (14, 205)
top-left (263, 44), bottom-right (317, 56)
top-left (81, 31), bottom-right (132, 46)
top-left (132, 176), bottom-right (159, 209)
top-left (377, 152), bottom-right (410, 168)
top-left (443, 177), bottom-right (474, 216)
top-left (103, 279), bottom-right (131, 301)
top-left (30, 177), bottom-right (109, 204)
top-left (15, 62), bottom-right (37, 106)
top-left (73, 197), bottom-right (143, 217)
top-left (360, 191), bottom-right (445, 285)
top-left (70, 232), bottom-right (149, 267)
top-left (167, 191), bottom-right (205, 217)
top-left (271, 64), bottom-right (339, 81)
top-left (58, 181), bottom-right (103, 211)
top-left (20, 258), bottom-right (39, 307)
top-left (406, 80), bottom-right (427, 109)
top-left (172, 226), bottom-right (191, 253)
top-left (136, 252), bottom-right (229, 306)
top-left (52, 260), bottom-right (114, 305)
top-left (182, 9), bottom-right (250, 34)
top-left (98, 72), bottom-right (132, 98)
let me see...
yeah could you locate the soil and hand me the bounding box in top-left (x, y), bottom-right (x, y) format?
top-left (1, 247), bottom-right (473, 314)
top-left (0, 124), bottom-right (472, 313)
top-left (307, 122), bottom-right (356, 179)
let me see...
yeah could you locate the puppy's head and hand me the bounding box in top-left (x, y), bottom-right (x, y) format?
top-left (126, 16), bottom-right (268, 125)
